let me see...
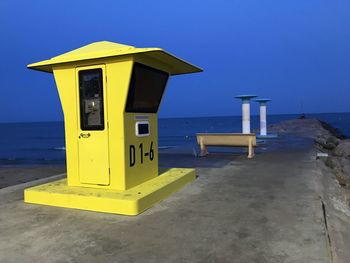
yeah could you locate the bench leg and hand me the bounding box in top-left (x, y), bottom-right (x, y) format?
top-left (248, 140), bottom-right (255, 159)
top-left (199, 144), bottom-right (209, 157)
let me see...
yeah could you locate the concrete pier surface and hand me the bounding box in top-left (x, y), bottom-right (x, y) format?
top-left (0, 119), bottom-right (349, 262)
top-left (0, 166), bottom-right (65, 189)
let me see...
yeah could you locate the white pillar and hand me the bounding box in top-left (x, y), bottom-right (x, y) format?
top-left (236, 95), bottom-right (257, 134)
top-left (260, 104), bottom-right (267, 136)
top-left (242, 101), bottom-right (250, 134)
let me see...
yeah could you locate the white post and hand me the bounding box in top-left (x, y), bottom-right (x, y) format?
top-left (236, 95), bottom-right (256, 134)
top-left (242, 100), bottom-right (250, 134)
top-left (260, 103), bottom-right (267, 136)
top-left (255, 99), bottom-right (271, 137)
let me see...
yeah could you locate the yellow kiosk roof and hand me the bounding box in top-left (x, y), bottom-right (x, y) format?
top-left (27, 41), bottom-right (202, 75)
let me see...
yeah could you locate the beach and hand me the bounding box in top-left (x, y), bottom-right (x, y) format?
top-left (0, 118), bottom-right (349, 262)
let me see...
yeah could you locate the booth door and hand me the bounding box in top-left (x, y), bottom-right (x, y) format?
top-left (76, 65), bottom-right (110, 185)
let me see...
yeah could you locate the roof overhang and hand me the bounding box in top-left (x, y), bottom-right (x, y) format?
top-left (27, 41), bottom-right (202, 76)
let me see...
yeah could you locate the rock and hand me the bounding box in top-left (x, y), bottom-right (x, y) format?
top-left (319, 120), bottom-right (346, 139)
top-left (269, 118), bottom-right (346, 142)
top-left (334, 140), bottom-right (350, 158)
top-left (269, 118), bottom-right (331, 138)
top-left (325, 157), bottom-right (337, 169)
top-left (340, 158), bottom-right (350, 177)
top-left (325, 142), bottom-right (337, 150)
top-left (327, 135), bottom-right (340, 146)
top-left (315, 135), bottom-right (339, 151)
top-left (326, 156), bottom-right (350, 187)
top-left (336, 173), bottom-right (350, 187)
top-left (315, 136), bottom-right (327, 146)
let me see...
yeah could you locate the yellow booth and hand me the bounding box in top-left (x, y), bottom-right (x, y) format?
top-left (24, 41), bottom-right (202, 215)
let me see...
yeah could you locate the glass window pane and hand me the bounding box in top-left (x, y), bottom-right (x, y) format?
top-left (125, 63), bottom-right (169, 113)
top-left (78, 68), bottom-right (104, 130)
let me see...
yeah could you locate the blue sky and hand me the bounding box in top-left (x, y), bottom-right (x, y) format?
top-left (1, 0), bottom-right (349, 122)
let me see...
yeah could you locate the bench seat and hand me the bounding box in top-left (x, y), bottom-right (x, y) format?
top-left (196, 133), bottom-right (257, 158)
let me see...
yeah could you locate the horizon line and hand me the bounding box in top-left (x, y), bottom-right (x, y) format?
top-left (0, 111), bottom-right (349, 125)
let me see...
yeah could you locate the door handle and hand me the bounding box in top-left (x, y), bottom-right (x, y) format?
top-left (79, 133), bottom-right (91, 138)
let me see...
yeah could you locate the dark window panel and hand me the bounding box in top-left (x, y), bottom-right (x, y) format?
top-left (78, 68), bottom-right (105, 130)
top-left (126, 63), bottom-right (169, 113)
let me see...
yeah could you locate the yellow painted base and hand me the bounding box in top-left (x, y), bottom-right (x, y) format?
top-left (24, 168), bottom-right (195, 216)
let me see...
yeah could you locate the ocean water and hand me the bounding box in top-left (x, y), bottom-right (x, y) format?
top-left (0, 113), bottom-right (349, 166)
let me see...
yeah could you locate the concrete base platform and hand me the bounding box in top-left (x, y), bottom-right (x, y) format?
top-left (24, 168), bottom-right (195, 215)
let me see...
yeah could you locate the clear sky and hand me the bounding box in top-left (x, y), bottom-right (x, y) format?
top-left (1, 0), bottom-right (349, 122)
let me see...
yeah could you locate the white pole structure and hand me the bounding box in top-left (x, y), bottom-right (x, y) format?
top-left (235, 95), bottom-right (257, 134)
top-left (255, 99), bottom-right (271, 136)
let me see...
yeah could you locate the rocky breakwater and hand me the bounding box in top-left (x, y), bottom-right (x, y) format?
top-left (318, 136), bottom-right (350, 187)
top-left (268, 118), bottom-right (350, 187)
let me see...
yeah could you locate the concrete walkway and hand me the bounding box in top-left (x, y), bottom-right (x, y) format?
top-left (0, 139), bottom-right (330, 262)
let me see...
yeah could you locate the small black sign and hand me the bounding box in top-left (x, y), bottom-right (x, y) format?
top-left (138, 123), bottom-right (149, 135)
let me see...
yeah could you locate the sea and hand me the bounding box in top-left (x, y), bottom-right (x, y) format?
top-left (0, 113), bottom-right (349, 167)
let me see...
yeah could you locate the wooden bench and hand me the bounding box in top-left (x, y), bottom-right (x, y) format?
top-left (196, 133), bottom-right (257, 158)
